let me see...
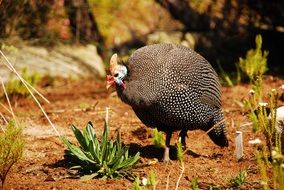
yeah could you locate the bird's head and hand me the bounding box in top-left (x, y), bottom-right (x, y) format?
top-left (207, 121), bottom-right (229, 148)
top-left (208, 129), bottom-right (229, 147)
top-left (106, 53), bottom-right (127, 90)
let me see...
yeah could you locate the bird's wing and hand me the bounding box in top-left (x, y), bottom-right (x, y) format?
top-left (199, 63), bottom-right (222, 108)
top-left (165, 45), bottom-right (222, 109)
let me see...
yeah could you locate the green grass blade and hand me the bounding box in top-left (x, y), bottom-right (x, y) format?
top-left (80, 173), bottom-right (99, 181)
top-left (119, 152), bottom-right (140, 169)
top-left (86, 122), bottom-right (97, 142)
top-left (62, 137), bottom-right (95, 163)
top-left (88, 140), bottom-right (101, 164)
top-left (71, 124), bottom-right (88, 150)
top-left (109, 147), bottom-right (128, 165)
top-left (101, 122), bottom-right (110, 161)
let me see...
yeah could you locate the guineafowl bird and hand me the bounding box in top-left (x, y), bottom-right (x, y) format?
top-left (107, 43), bottom-right (228, 161)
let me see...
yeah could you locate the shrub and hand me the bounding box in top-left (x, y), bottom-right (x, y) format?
top-left (238, 34), bottom-right (268, 84)
top-left (244, 80), bottom-right (283, 189)
top-left (0, 121), bottom-right (24, 188)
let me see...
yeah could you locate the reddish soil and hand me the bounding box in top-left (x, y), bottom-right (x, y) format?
top-left (3, 76), bottom-right (284, 190)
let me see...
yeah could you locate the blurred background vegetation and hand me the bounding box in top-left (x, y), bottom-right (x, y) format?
top-left (0, 0), bottom-right (283, 75)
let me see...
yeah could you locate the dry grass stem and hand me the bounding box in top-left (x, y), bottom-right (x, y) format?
top-left (0, 50), bottom-right (50, 104)
top-left (1, 77), bottom-right (15, 120)
top-left (0, 50), bottom-right (60, 137)
top-left (0, 113), bottom-right (8, 125)
top-left (0, 102), bottom-right (13, 115)
top-left (240, 122), bottom-right (253, 127)
top-left (0, 112), bottom-right (8, 132)
top-left (165, 162), bottom-right (172, 190)
top-left (29, 88), bottom-right (61, 136)
top-left (175, 162), bottom-right (185, 190)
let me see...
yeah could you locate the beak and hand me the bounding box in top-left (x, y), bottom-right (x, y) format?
top-left (106, 75), bottom-right (115, 90)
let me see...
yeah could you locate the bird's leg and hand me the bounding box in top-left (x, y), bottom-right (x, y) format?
top-left (163, 131), bottom-right (172, 162)
top-left (179, 129), bottom-right (187, 149)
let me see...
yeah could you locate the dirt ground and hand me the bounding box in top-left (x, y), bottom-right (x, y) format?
top-left (3, 76), bottom-right (284, 190)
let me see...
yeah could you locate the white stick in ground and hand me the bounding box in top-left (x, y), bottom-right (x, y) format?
top-left (235, 131), bottom-right (244, 160)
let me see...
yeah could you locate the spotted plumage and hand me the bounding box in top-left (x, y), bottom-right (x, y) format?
top-left (107, 43), bottom-right (228, 161)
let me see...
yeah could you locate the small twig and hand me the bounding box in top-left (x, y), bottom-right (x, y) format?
top-left (0, 102), bottom-right (13, 115)
top-left (0, 76), bottom-right (21, 132)
top-left (46, 109), bottom-right (65, 114)
top-left (0, 77), bottom-right (16, 120)
top-left (240, 122), bottom-right (253, 127)
top-left (165, 161), bottom-right (172, 190)
top-left (27, 85), bottom-right (61, 137)
top-left (0, 112), bottom-right (8, 132)
top-left (175, 161), bottom-right (185, 190)
top-left (0, 112), bottom-right (8, 125)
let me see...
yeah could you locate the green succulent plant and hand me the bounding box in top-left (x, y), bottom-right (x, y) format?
top-left (62, 121), bottom-right (140, 180)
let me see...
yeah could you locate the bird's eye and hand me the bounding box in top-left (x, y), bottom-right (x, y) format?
top-left (114, 73), bottom-right (119, 77)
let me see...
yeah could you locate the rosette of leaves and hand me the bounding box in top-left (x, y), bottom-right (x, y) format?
top-left (62, 121), bottom-right (140, 180)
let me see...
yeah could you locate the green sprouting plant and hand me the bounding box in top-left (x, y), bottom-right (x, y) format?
top-left (256, 149), bottom-right (269, 190)
top-left (0, 120), bottom-right (24, 189)
top-left (62, 121), bottom-right (140, 180)
top-left (214, 35), bottom-right (268, 88)
top-left (152, 128), bottom-right (164, 148)
top-left (244, 84), bottom-right (283, 189)
top-left (5, 67), bottom-right (41, 98)
top-left (237, 34), bottom-right (268, 106)
top-left (133, 177), bottom-right (141, 190)
top-left (246, 88), bottom-right (280, 150)
top-left (176, 139), bottom-right (184, 162)
top-left (149, 170), bottom-right (157, 188)
top-left (230, 170), bottom-right (247, 187)
top-left (190, 177), bottom-right (199, 190)
top-left (132, 170), bottom-right (157, 190)
top-left (256, 146), bottom-right (284, 190)
top-left (175, 139), bottom-right (185, 190)
top-left (238, 34), bottom-right (268, 84)
top-left (271, 148), bottom-right (284, 190)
